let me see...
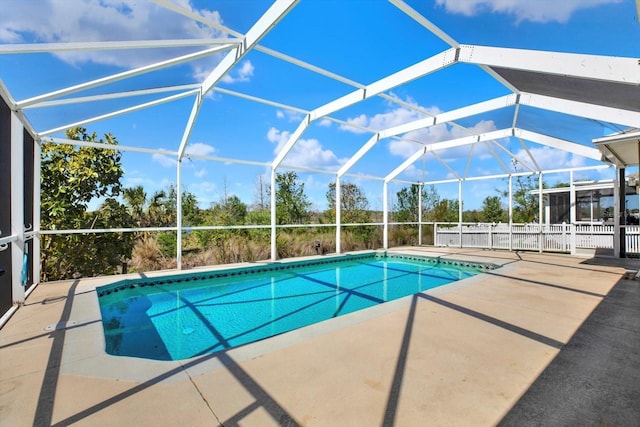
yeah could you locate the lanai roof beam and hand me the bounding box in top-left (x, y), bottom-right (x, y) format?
top-left (16, 45), bottom-right (232, 108)
top-left (519, 93), bottom-right (640, 128)
top-left (0, 38), bottom-right (241, 54)
top-left (22, 84), bottom-right (201, 109)
top-left (389, 0), bottom-right (520, 93)
top-left (39, 89), bottom-right (199, 137)
top-left (514, 128), bottom-right (603, 160)
top-left (272, 48), bottom-right (458, 168)
top-left (458, 45), bottom-right (640, 85)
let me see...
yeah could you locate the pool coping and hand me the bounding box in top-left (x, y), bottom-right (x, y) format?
top-left (63, 250), bottom-right (502, 383)
top-left (95, 251), bottom-right (498, 297)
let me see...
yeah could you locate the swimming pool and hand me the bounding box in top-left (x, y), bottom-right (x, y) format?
top-left (97, 253), bottom-right (496, 361)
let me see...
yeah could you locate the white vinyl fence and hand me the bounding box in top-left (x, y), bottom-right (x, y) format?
top-left (434, 222), bottom-right (640, 255)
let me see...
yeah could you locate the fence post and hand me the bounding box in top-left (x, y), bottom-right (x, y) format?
top-left (509, 222), bottom-right (513, 251)
top-left (488, 223), bottom-right (493, 249)
top-left (539, 223), bottom-right (543, 253)
top-left (434, 223), bottom-right (438, 246)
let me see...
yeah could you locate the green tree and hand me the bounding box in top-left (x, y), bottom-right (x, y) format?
top-left (40, 127), bottom-right (133, 280)
top-left (419, 185), bottom-right (442, 220)
top-left (175, 185), bottom-right (201, 227)
top-left (195, 194), bottom-right (249, 251)
top-left (125, 184), bottom-right (200, 227)
top-left (395, 184), bottom-right (424, 222)
top-left (463, 209), bottom-right (483, 223)
top-left (500, 174), bottom-right (541, 223)
top-left (481, 196), bottom-right (506, 223)
top-left (123, 185), bottom-right (147, 226)
top-left (431, 199), bottom-right (460, 222)
top-left (210, 195), bottom-right (247, 226)
top-left (325, 181), bottom-right (371, 224)
top-left (122, 183), bottom-right (201, 257)
top-left (274, 171), bottom-right (311, 225)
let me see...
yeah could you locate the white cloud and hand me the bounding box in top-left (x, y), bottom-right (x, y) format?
top-left (339, 95), bottom-right (500, 162)
top-left (339, 94), bottom-right (442, 134)
top-left (435, 0), bottom-right (622, 23)
top-left (340, 104), bottom-right (436, 134)
top-left (276, 109), bottom-right (304, 122)
top-left (389, 119), bottom-right (498, 159)
top-left (152, 142), bottom-right (216, 168)
top-left (267, 127), bottom-right (347, 170)
top-left (194, 168), bottom-right (207, 178)
top-left (401, 164), bottom-right (427, 180)
top-left (152, 152), bottom-right (177, 168)
top-left (0, 0), bottom-right (247, 81)
top-left (123, 176), bottom-right (157, 188)
top-left (514, 146), bottom-right (586, 170)
top-left (188, 181), bottom-right (217, 208)
top-left (318, 119), bottom-right (332, 127)
top-left (340, 114), bottom-right (371, 133)
top-left (196, 60), bottom-right (255, 84)
top-left (198, 60), bottom-right (255, 84)
top-left (185, 142), bottom-right (216, 157)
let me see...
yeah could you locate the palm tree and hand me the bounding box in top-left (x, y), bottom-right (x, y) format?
top-left (122, 186), bottom-right (147, 226)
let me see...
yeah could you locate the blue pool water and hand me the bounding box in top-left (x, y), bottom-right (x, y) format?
top-left (98, 253), bottom-right (492, 360)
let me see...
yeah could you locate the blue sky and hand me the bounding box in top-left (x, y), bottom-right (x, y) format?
top-left (1, 0), bottom-right (639, 212)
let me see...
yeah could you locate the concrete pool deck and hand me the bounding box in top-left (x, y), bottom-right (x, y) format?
top-left (1, 247), bottom-right (638, 426)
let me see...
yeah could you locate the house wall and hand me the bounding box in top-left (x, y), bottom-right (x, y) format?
top-left (0, 96), bottom-right (13, 314)
top-left (0, 95), bottom-right (36, 319)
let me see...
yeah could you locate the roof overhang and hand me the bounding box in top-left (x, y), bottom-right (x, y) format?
top-left (531, 180), bottom-right (638, 197)
top-left (594, 130), bottom-right (640, 167)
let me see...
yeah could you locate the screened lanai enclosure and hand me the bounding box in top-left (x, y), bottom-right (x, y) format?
top-left (1, 0), bottom-right (639, 321)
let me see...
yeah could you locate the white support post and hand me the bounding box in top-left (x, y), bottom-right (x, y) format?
top-left (270, 168), bottom-right (277, 261)
top-left (335, 176), bottom-right (341, 254)
top-left (614, 167), bottom-right (620, 258)
top-left (383, 182), bottom-right (389, 250)
top-left (434, 223), bottom-right (438, 246)
top-left (11, 113), bottom-right (25, 303)
top-left (32, 140), bottom-right (41, 285)
top-left (418, 183), bottom-right (423, 246)
top-left (508, 175), bottom-right (513, 251)
top-left (569, 170), bottom-right (576, 255)
top-left (176, 160), bottom-right (182, 270)
top-left (538, 173), bottom-right (543, 253)
top-left (619, 167), bottom-right (627, 258)
top-left (458, 179), bottom-right (463, 248)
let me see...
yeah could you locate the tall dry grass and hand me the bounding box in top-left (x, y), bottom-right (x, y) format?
top-left (128, 225), bottom-right (399, 274)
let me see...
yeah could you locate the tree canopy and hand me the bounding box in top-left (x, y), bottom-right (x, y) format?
top-left (274, 171), bottom-right (311, 225)
top-left (499, 175), bottom-right (540, 223)
top-left (326, 181), bottom-right (370, 224)
top-left (481, 196), bottom-right (506, 223)
top-left (40, 127), bottom-right (133, 280)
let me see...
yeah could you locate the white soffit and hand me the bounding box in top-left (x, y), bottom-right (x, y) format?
top-left (594, 130), bottom-right (640, 167)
